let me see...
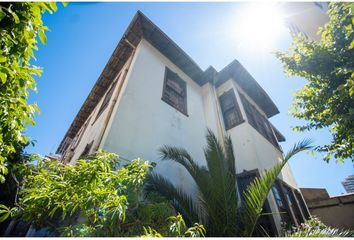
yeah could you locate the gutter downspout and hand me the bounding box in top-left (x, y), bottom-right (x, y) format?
top-left (96, 39), bottom-right (136, 151)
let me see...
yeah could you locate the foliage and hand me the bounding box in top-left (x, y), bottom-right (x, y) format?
top-left (0, 2), bottom-right (67, 182)
top-left (141, 213), bottom-right (206, 237)
top-left (145, 129), bottom-right (312, 236)
top-left (241, 140), bottom-right (312, 236)
top-left (0, 142), bottom-right (34, 207)
top-left (276, 2), bottom-right (354, 162)
top-left (288, 217), bottom-right (354, 237)
top-left (0, 151), bottom-right (181, 237)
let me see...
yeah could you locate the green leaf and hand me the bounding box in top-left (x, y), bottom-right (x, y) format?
top-left (349, 39), bottom-right (354, 49)
top-left (0, 212), bottom-right (10, 223)
top-left (49, 2), bottom-right (58, 11)
top-left (38, 30), bottom-right (47, 45)
top-left (0, 9), bottom-right (6, 21)
top-left (8, 6), bottom-right (20, 23)
top-left (0, 72), bottom-right (7, 84)
top-left (62, 2), bottom-right (69, 7)
top-left (349, 86), bottom-right (354, 96)
top-left (0, 204), bottom-right (10, 223)
top-left (0, 55), bottom-right (6, 63)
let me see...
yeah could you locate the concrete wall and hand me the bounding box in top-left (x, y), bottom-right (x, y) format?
top-left (101, 39), bottom-right (209, 196)
top-left (301, 188), bottom-right (354, 230)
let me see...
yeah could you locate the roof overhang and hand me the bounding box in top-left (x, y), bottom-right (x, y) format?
top-left (215, 60), bottom-right (279, 118)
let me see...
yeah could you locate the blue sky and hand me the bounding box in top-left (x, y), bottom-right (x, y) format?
top-left (26, 2), bottom-right (353, 196)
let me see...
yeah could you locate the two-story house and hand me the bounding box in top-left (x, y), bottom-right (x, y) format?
top-left (56, 11), bottom-right (310, 235)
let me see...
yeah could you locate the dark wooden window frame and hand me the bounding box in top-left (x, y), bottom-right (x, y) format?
top-left (275, 179), bottom-right (308, 228)
top-left (272, 179), bottom-right (298, 228)
top-left (239, 93), bottom-right (281, 150)
top-left (281, 180), bottom-right (307, 224)
top-left (80, 140), bottom-right (94, 158)
top-left (219, 89), bottom-right (244, 130)
top-left (161, 67), bottom-right (188, 116)
top-left (294, 189), bottom-right (311, 220)
top-left (236, 169), bottom-right (277, 236)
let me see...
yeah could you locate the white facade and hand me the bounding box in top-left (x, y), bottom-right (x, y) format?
top-left (281, 2), bottom-right (329, 41)
top-left (57, 12), bottom-right (310, 235)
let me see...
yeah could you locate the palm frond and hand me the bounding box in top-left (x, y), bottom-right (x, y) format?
top-left (159, 145), bottom-right (209, 187)
top-left (223, 134), bottom-right (236, 176)
top-left (241, 140), bottom-right (313, 236)
top-left (202, 129), bottom-right (238, 236)
top-left (158, 145), bottom-right (212, 221)
top-left (144, 173), bottom-right (200, 223)
top-left (284, 139), bottom-right (313, 161)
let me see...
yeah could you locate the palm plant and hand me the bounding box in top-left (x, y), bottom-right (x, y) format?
top-left (145, 129), bottom-right (312, 237)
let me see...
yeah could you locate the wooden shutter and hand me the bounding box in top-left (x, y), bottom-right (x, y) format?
top-left (239, 93), bottom-right (280, 149)
top-left (219, 89), bottom-right (243, 130)
top-left (162, 67), bottom-right (188, 116)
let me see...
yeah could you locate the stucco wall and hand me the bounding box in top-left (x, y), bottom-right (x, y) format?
top-left (215, 79), bottom-right (301, 232)
top-left (67, 59), bottom-right (130, 164)
top-left (101, 39), bottom-right (209, 196)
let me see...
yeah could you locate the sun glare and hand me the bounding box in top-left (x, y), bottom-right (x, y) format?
top-left (232, 3), bottom-right (286, 52)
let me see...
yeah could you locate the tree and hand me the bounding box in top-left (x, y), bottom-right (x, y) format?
top-left (145, 129), bottom-right (312, 236)
top-left (276, 2), bottom-right (354, 162)
top-left (0, 151), bottom-right (206, 237)
top-left (0, 2), bottom-right (66, 183)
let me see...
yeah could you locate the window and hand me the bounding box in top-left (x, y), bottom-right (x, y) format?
top-left (219, 90), bottom-right (243, 130)
top-left (272, 181), bottom-right (293, 228)
top-left (294, 190), bottom-right (310, 220)
top-left (239, 93), bottom-right (280, 149)
top-left (95, 80), bottom-right (118, 121)
top-left (162, 67), bottom-right (188, 116)
top-left (237, 171), bottom-right (256, 201)
top-left (237, 170), bottom-right (277, 236)
top-left (284, 185), bottom-right (303, 225)
top-left (80, 140), bottom-right (94, 158)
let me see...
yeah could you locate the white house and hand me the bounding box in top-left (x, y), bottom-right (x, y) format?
top-left (56, 11), bottom-right (310, 235)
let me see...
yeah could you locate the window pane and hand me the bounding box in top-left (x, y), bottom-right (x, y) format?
top-left (284, 186), bottom-right (303, 225)
top-left (240, 93), bottom-right (280, 149)
top-left (220, 93), bottom-right (235, 111)
top-left (272, 182), bottom-right (293, 229)
top-left (162, 67), bottom-right (187, 115)
top-left (219, 90), bottom-right (243, 130)
top-left (294, 191), bottom-right (310, 219)
top-left (166, 78), bottom-right (184, 96)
